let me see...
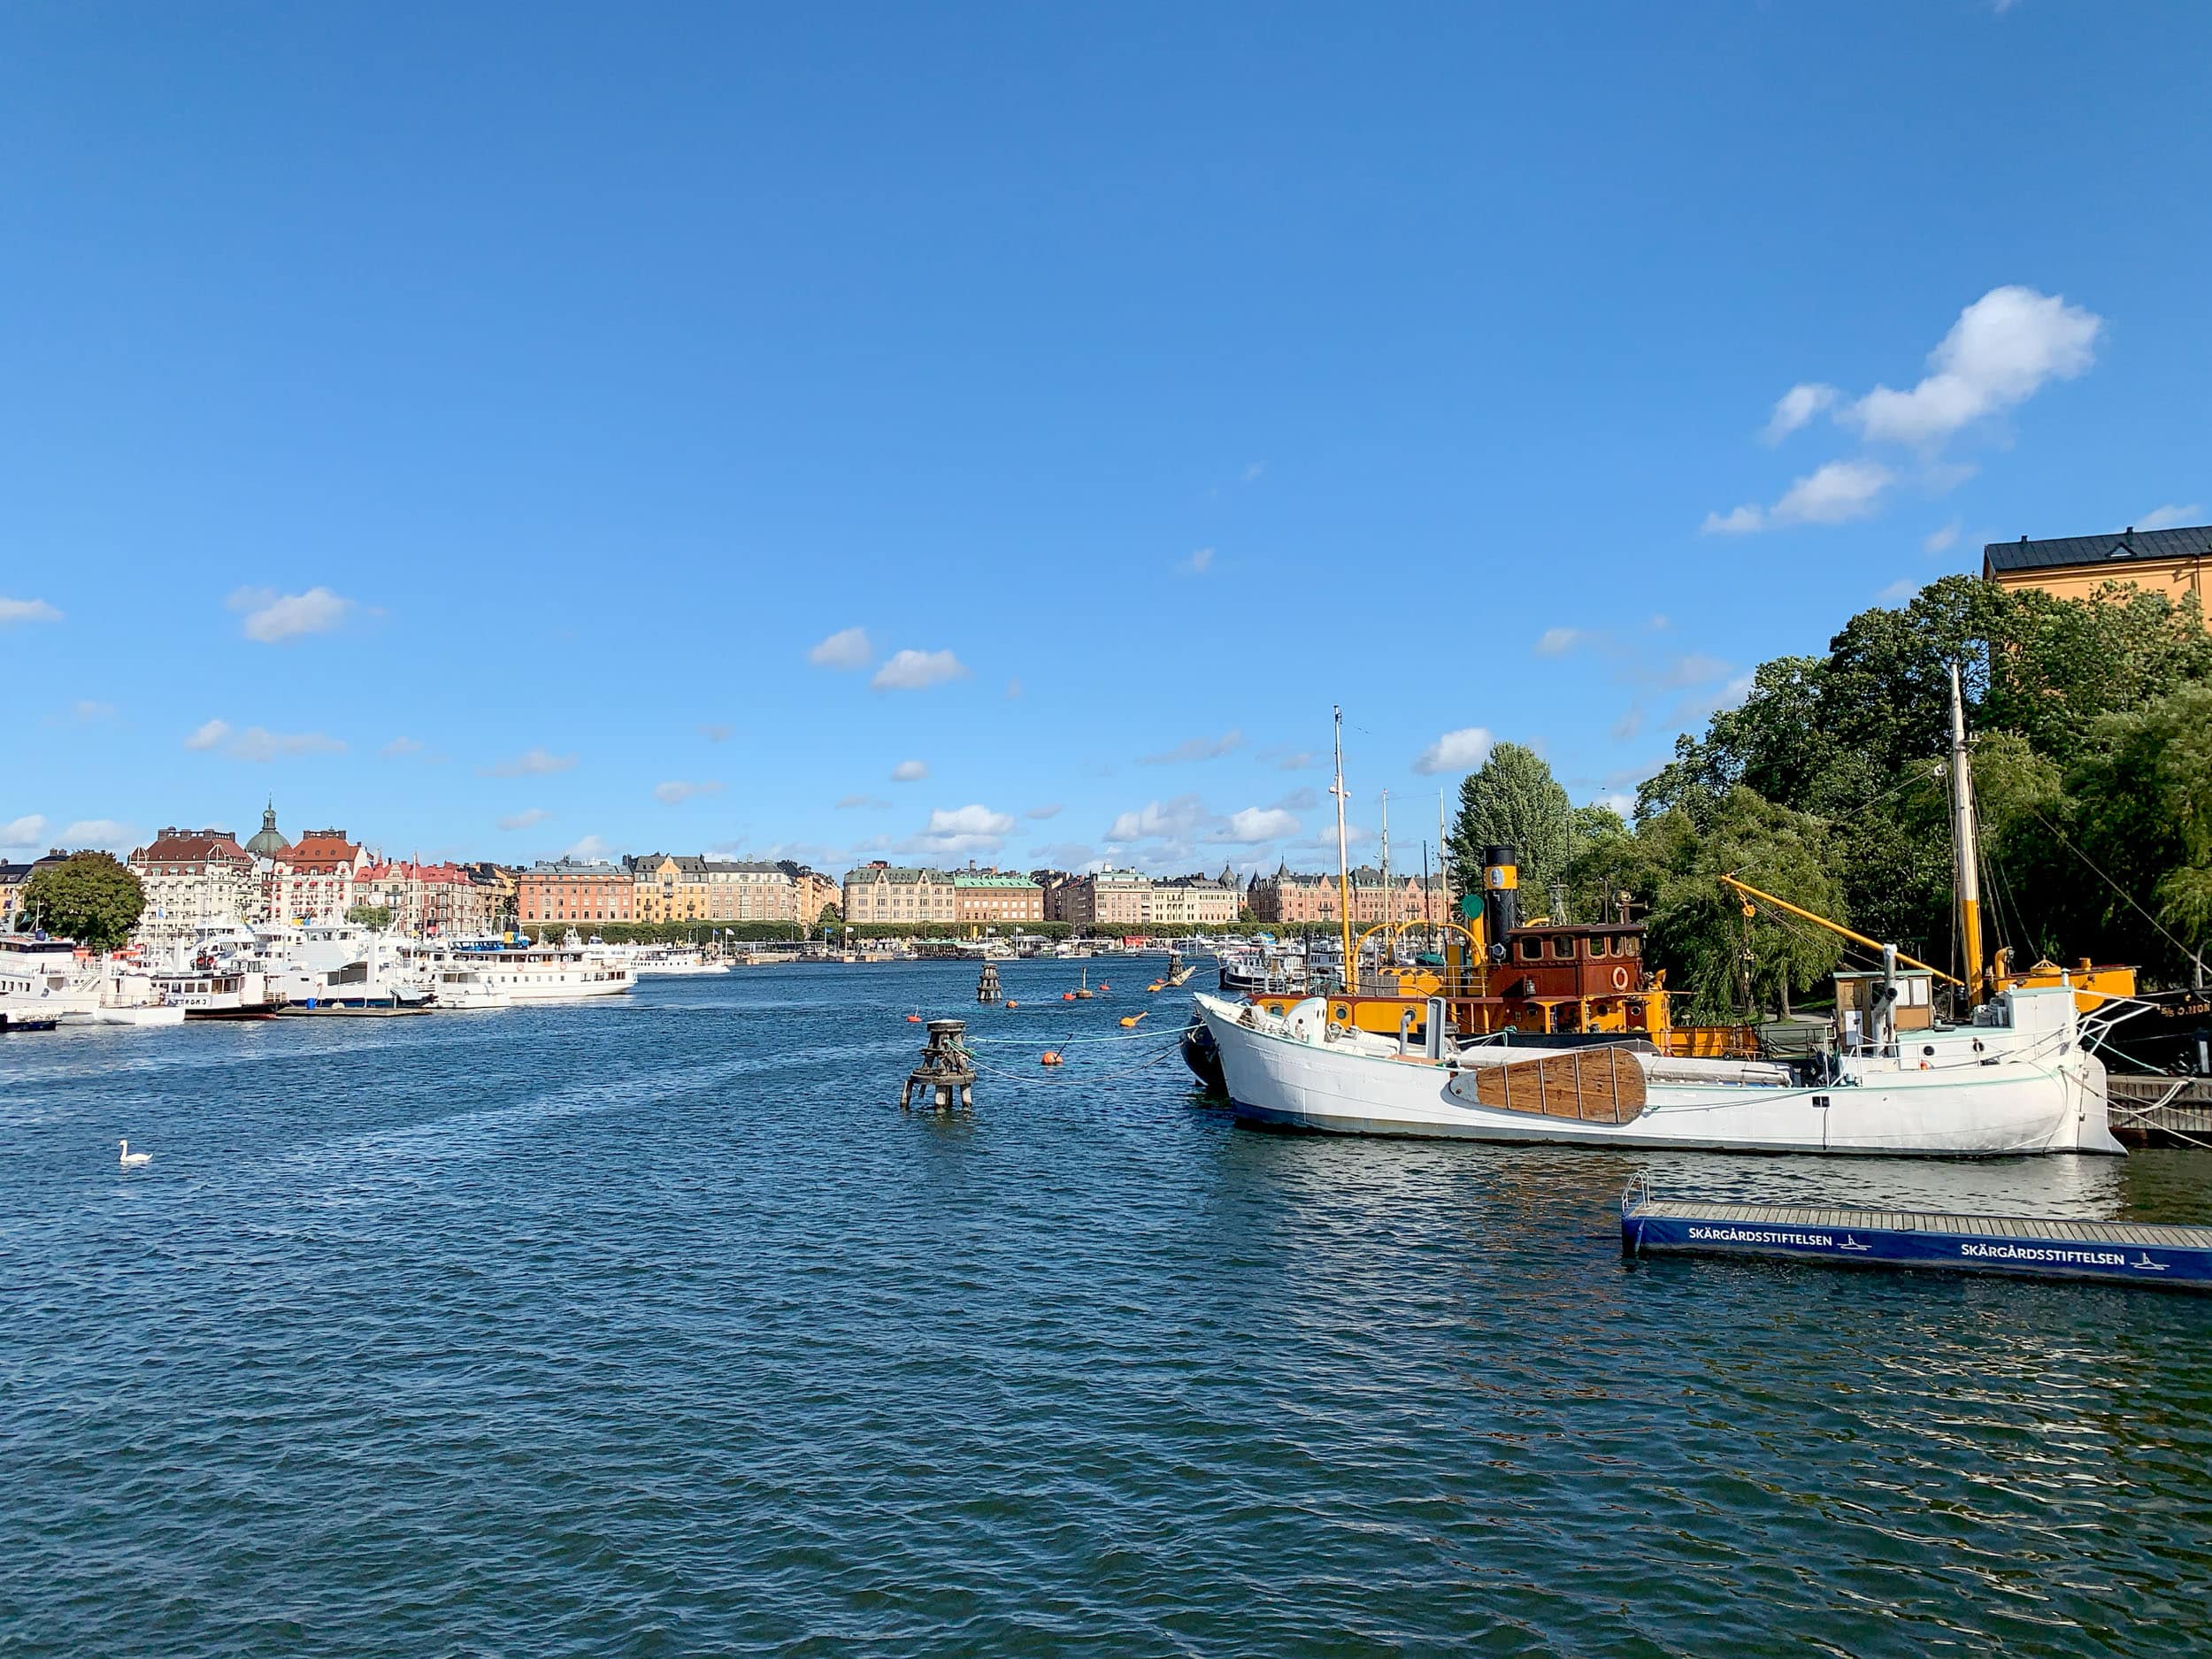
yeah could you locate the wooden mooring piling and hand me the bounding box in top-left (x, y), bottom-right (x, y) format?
top-left (901, 1018), bottom-right (976, 1113)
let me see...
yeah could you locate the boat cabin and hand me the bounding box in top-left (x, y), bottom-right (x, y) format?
top-left (1834, 968), bottom-right (1935, 1037)
top-left (1490, 924), bottom-right (1647, 1002)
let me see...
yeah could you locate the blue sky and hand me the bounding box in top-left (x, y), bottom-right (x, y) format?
top-left (4, 3), bottom-right (2207, 878)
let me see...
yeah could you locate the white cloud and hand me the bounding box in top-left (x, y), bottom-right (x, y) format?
top-left (498, 808), bottom-right (550, 832)
top-left (184, 718), bottom-right (231, 751)
top-left (1025, 803), bottom-right (1063, 819)
top-left (1180, 547), bottom-right (1216, 576)
top-left (564, 834), bottom-right (611, 860)
top-left (1533, 627), bottom-right (1586, 657)
top-left (1273, 787), bottom-right (1319, 811)
top-left (699, 723), bottom-right (733, 741)
top-left (228, 727), bottom-right (345, 762)
top-left (1242, 462), bottom-right (1264, 483)
top-left (229, 585), bottom-right (357, 643)
top-left (1843, 286), bottom-right (2102, 447)
top-left (1611, 707), bottom-right (1645, 741)
top-left (1762, 382), bottom-right (1838, 444)
top-left (1923, 521), bottom-right (1961, 556)
top-left (835, 794), bottom-right (889, 810)
top-left (904, 803), bottom-right (1017, 857)
top-left (1211, 807), bottom-right (1301, 843)
top-left (381, 735), bottom-right (426, 757)
top-left (1701, 504), bottom-right (1767, 535)
top-left (872, 649), bottom-right (970, 691)
top-left (1775, 460), bottom-right (1894, 524)
top-left (808, 627), bottom-right (872, 670)
top-left (1603, 793), bottom-right (1637, 817)
top-left (891, 759), bottom-right (929, 782)
top-left (1005, 679), bottom-right (1023, 699)
top-left (481, 748), bottom-right (576, 778)
top-left (1140, 730), bottom-right (1242, 765)
top-left (1878, 577), bottom-right (1922, 603)
top-left (2139, 504), bottom-right (2204, 532)
top-left (70, 700), bottom-right (115, 724)
top-left (1648, 613), bottom-right (1671, 631)
top-left (1105, 795), bottom-right (1210, 843)
top-left (1663, 653), bottom-right (1730, 687)
top-left (1705, 460), bottom-right (1894, 534)
top-left (653, 780), bottom-right (726, 805)
top-left (1, 814), bottom-right (50, 850)
top-left (1413, 726), bottom-right (1494, 776)
top-left (1274, 750), bottom-right (1314, 771)
top-left (59, 818), bottom-right (135, 850)
top-left (1672, 672), bottom-right (1757, 726)
top-left (0, 596), bottom-right (63, 624)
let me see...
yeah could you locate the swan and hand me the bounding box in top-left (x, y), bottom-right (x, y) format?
top-left (119, 1139), bottom-right (151, 1170)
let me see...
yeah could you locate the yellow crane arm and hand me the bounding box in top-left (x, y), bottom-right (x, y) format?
top-left (1719, 872), bottom-right (1963, 987)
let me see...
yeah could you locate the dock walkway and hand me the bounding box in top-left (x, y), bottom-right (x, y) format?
top-left (1623, 1180), bottom-right (2212, 1290)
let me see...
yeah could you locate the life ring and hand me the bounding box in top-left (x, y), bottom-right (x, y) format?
top-left (1610, 966), bottom-right (1631, 991)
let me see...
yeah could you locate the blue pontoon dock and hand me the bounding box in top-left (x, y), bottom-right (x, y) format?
top-left (1622, 1177), bottom-right (2212, 1291)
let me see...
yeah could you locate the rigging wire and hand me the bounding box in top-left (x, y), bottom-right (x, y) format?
top-left (2023, 803), bottom-right (2199, 962)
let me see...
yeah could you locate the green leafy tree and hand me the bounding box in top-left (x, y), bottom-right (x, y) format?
top-left (345, 904), bottom-right (395, 931)
top-left (19, 851), bottom-right (145, 950)
top-left (1450, 742), bottom-right (1573, 899)
top-left (1654, 789), bottom-right (1846, 1021)
top-left (816, 902), bottom-right (842, 926)
top-left (2060, 684), bottom-right (2212, 979)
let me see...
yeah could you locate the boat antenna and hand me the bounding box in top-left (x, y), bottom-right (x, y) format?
top-left (1948, 659), bottom-right (1985, 1008)
top-left (1332, 705), bottom-right (1353, 994)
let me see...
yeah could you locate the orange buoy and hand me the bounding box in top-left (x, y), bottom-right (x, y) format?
top-left (1041, 1050), bottom-right (1064, 1066)
top-left (1004, 999), bottom-right (1018, 1009)
top-left (904, 1013), bottom-right (922, 1023)
top-left (1119, 1012), bottom-right (1148, 1028)
top-left (1063, 991), bottom-right (1076, 1002)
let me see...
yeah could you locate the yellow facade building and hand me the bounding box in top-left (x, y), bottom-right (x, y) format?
top-left (1984, 523), bottom-right (2211, 615)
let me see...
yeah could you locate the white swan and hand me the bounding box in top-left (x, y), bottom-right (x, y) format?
top-left (119, 1139), bottom-right (151, 1170)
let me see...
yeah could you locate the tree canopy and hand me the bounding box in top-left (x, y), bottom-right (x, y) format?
top-left (18, 852), bottom-right (145, 950)
top-left (1619, 573), bottom-right (2212, 1002)
top-left (1449, 742), bottom-right (1574, 901)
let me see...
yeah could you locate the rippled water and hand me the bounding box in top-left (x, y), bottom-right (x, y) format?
top-left (6, 962), bottom-right (2212, 1655)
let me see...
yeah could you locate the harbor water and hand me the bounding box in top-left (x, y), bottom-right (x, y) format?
top-left (5, 962), bottom-right (2212, 1655)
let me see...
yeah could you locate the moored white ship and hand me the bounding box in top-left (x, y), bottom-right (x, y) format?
top-left (412, 933), bottom-right (635, 1008)
top-left (1194, 982), bottom-right (2131, 1157)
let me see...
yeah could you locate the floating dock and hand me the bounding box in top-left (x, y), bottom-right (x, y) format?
top-left (1622, 1179), bottom-right (2212, 1291)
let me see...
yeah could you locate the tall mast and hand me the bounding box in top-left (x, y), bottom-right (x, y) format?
top-left (1332, 705), bottom-right (1353, 991)
top-left (1949, 660), bottom-right (1985, 1007)
top-left (1379, 789), bottom-right (1392, 932)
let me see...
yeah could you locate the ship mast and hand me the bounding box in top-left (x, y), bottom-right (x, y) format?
top-left (1948, 660), bottom-right (1985, 1007)
top-left (1332, 705), bottom-right (1353, 993)
top-left (1379, 789), bottom-right (1392, 932)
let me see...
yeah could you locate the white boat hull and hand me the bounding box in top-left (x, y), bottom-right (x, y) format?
top-left (1197, 993), bottom-right (2123, 1158)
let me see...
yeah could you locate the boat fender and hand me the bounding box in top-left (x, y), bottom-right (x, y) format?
top-left (1611, 967), bottom-right (1631, 991)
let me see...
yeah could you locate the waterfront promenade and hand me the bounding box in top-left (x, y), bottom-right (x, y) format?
top-left (6, 964), bottom-right (2211, 1655)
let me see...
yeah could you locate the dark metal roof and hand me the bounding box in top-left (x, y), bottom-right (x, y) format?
top-left (1985, 524), bottom-right (2212, 574)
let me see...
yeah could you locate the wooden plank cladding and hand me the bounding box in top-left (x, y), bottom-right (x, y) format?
top-left (1467, 1048), bottom-right (1647, 1123)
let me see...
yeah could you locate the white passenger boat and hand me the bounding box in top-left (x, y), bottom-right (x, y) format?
top-left (1194, 985), bottom-right (2130, 1156)
top-left (626, 945), bottom-right (730, 977)
top-left (0, 935), bottom-right (108, 1023)
top-left (150, 964), bottom-right (280, 1018)
top-left (265, 921), bottom-right (434, 1010)
top-left (1, 936), bottom-right (188, 1026)
top-left (413, 933), bottom-right (635, 1008)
